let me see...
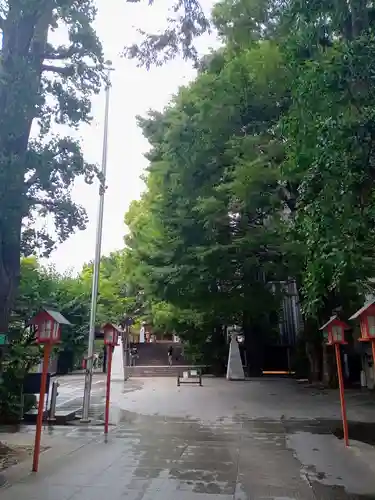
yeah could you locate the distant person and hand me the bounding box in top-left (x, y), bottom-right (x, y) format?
top-left (130, 345), bottom-right (138, 366)
top-left (93, 352), bottom-right (99, 369)
top-left (168, 345), bottom-right (173, 366)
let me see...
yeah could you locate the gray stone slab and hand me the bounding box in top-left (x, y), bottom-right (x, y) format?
top-left (286, 431), bottom-right (375, 496)
top-left (5, 377), bottom-right (375, 500)
top-left (44, 471), bottom-right (103, 487)
top-left (70, 486), bottom-right (140, 500)
top-left (167, 469), bottom-right (237, 494)
top-left (234, 483), bottom-right (315, 500)
top-left (180, 443), bottom-right (239, 461)
top-left (0, 483), bottom-right (80, 500)
top-left (142, 492), bottom-right (234, 500)
top-left (118, 478), bottom-right (167, 492)
top-left (130, 457), bottom-right (176, 469)
top-left (125, 444), bottom-right (186, 461)
top-left (173, 459), bottom-right (238, 473)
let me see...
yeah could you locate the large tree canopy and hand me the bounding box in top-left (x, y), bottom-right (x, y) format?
top-left (0, 0), bottom-right (105, 331)
top-left (124, 38), bottom-right (292, 374)
top-left (281, 0), bottom-right (375, 318)
top-left (2, 0), bottom-right (375, 385)
top-left (122, 0), bottom-right (375, 379)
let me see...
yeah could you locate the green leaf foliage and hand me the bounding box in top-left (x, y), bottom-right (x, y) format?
top-left (0, 0), bottom-right (105, 330)
top-left (122, 0), bottom-right (375, 377)
top-left (123, 37), bottom-right (292, 374)
top-left (281, 0), bottom-right (375, 318)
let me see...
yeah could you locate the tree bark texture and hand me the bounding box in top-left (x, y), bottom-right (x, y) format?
top-left (0, 2), bottom-right (53, 331)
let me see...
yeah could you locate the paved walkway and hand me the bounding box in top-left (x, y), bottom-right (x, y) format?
top-left (2, 377), bottom-right (375, 499)
top-left (111, 338), bottom-right (125, 381)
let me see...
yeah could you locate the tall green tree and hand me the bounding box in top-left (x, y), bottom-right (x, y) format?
top-left (0, 0), bottom-right (104, 332)
top-left (122, 0), bottom-right (375, 381)
top-left (1, 258), bottom-right (90, 421)
top-left (281, 0), bottom-right (375, 319)
top-left (123, 0), bottom-right (210, 67)
top-left (81, 251), bottom-right (138, 324)
top-left (125, 39), bottom-right (292, 374)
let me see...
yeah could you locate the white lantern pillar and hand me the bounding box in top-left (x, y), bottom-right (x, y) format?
top-left (226, 332), bottom-right (245, 380)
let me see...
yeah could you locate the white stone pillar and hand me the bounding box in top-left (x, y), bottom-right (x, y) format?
top-left (226, 335), bottom-right (245, 380)
top-left (139, 326), bottom-right (145, 343)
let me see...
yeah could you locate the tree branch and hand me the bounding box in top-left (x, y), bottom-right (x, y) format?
top-left (25, 146), bottom-right (71, 188)
top-left (41, 64), bottom-right (74, 76)
top-left (43, 46), bottom-right (76, 60)
top-left (27, 196), bottom-right (55, 210)
top-left (25, 172), bottom-right (39, 188)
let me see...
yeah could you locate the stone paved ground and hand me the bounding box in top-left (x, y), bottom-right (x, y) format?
top-left (2, 377), bottom-right (375, 499)
top-left (52, 375), bottom-right (107, 417)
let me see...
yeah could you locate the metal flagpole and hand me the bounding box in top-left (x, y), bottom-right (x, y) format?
top-left (81, 62), bottom-right (113, 421)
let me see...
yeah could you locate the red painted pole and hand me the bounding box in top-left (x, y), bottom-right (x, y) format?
top-left (104, 345), bottom-right (113, 436)
top-left (32, 343), bottom-right (51, 472)
top-left (335, 343), bottom-right (349, 447)
top-left (371, 341), bottom-right (375, 380)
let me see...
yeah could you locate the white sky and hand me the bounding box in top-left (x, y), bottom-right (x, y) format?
top-left (49, 0), bottom-right (218, 273)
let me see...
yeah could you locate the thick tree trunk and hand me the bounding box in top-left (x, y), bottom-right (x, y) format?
top-left (301, 316), bottom-right (322, 383)
top-left (0, 4), bottom-right (52, 332)
top-left (349, 0), bottom-right (369, 37)
top-left (241, 264), bottom-right (266, 376)
top-left (211, 324), bottom-right (226, 375)
top-left (305, 341), bottom-right (320, 383)
top-left (243, 310), bottom-right (264, 376)
top-left (322, 343), bottom-right (337, 387)
top-left (0, 271), bottom-right (16, 333)
top-left (245, 332), bottom-right (263, 376)
top-left (0, 116), bottom-right (30, 334)
top-left (0, 218), bottom-right (22, 332)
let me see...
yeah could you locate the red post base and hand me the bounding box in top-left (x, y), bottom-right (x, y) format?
top-left (32, 343), bottom-right (51, 472)
top-left (335, 343), bottom-right (349, 447)
top-left (104, 345), bottom-right (113, 436)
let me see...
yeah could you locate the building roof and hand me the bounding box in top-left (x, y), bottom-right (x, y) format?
top-left (349, 299), bottom-right (375, 320)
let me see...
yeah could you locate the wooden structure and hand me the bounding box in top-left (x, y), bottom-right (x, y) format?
top-left (30, 308), bottom-right (71, 472)
top-left (320, 315), bottom-right (348, 346)
top-left (350, 299), bottom-right (375, 388)
top-left (32, 308), bottom-right (70, 344)
top-left (103, 323), bottom-right (121, 346)
top-left (102, 323), bottom-right (121, 436)
top-left (320, 315), bottom-right (350, 446)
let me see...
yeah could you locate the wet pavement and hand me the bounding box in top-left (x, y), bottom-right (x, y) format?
top-left (2, 377), bottom-right (375, 499)
top-left (53, 375), bottom-right (106, 418)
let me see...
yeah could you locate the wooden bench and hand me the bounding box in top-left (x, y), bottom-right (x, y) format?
top-left (177, 369), bottom-right (202, 387)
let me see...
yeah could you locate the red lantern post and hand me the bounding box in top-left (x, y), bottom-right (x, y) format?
top-left (30, 309), bottom-right (71, 472)
top-left (350, 299), bottom-right (375, 388)
top-left (320, 315), bottom-right (350, 447)
top-left (102, 323), bottom-right (120, 437)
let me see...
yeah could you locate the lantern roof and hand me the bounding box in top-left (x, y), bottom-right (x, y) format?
top-left (30, 308), bottom-right (71, 326)
top-left (102, 323), bottom-right (122, 332)
top-left (319, 315), bottom-right (349, 331)
top-left (349, 299), bottom-right (375, 320)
